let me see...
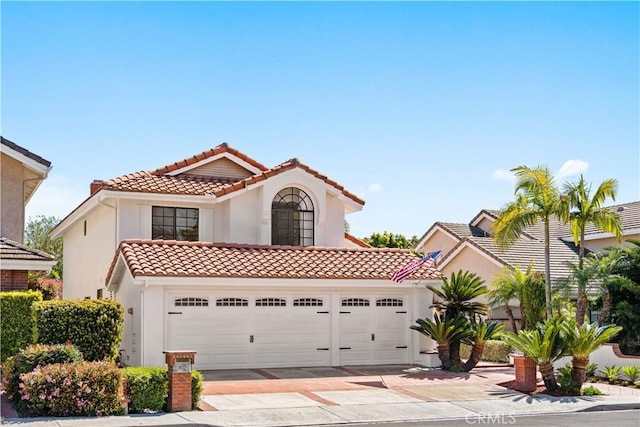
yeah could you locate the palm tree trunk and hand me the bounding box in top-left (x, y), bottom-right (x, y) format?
top-left (572, 356), bottom-right (589, 392)
top-left (463, 343), bottom-right (485, 372)
top-left (598, 292), bottom-right (611, 327)
top-left (544, 219), bottom-right (552, 318)
top-left (449, 340), bottom-right (463, 371)
top-left (539, 362), bottom-right (558, 392)
top-left (505, 304), bottom-right (518, 332)
top-left (576, 229), bottom-right (587, 325)
top-left (519, 299), bottom-right (526, 330)
top-left (437, 343), bottom-right (451, 370)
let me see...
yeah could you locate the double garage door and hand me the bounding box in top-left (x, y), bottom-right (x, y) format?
top-left (166, 292), bottom-right (410, 370)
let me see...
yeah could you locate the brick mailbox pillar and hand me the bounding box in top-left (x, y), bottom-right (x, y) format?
top-left (163, 351), bottom-right (196, 412)
top-left (513, 355), bottom-right (537, 392)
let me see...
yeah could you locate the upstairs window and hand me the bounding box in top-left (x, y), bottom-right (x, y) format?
top-left (152, 207), bottom-right (199, 241)
top-left (271, 187), bottom-right (314, 246)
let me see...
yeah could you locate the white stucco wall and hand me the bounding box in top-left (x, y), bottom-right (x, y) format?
top-left (554, 344), bottom-right (640, 376)
top-left (62, 202), bottom-right (117, 299)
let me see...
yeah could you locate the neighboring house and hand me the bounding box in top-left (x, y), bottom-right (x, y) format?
top-left (52, 143), bottom-right (441, 370)
top-left (0, 137), bottom-right (56, 291)
top-left (415, 202), bottom-right (640, 324)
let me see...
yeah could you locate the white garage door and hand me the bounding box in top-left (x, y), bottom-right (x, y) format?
top-left (339, 297), bottom-right (409, 365)
top-left (166, 294), bottom-right (331, 370)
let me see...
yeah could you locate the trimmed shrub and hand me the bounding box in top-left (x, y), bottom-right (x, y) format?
top-left (459, 340), bottom-right (512, 363)
top-left (1, 343), bottom-right (83, 402)
top-left (191, 369), bottom-right (204, 409)
top-left (0, 291), bottom-right (42, 361)
top-left (122, 367), bottom-right (204, 412)
top-left (17, 361), bottom-right (124, 417)
top-left (123, 367), bottom-right (167, 413)
top-left (34, 299), bottom-right (123, 361)
top-left (582, 385), bottom-right (603, 396)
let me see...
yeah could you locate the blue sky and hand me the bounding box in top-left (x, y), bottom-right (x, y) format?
top-left (3, 1), bottom-right (639, 239)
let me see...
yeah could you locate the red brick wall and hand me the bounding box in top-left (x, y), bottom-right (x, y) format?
top-left (0, 270), bottom-right (28, 291)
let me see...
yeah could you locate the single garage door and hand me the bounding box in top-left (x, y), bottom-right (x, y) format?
top-left (166, 294), bottom-right (331, 370)
top-left (339, 297), bottom-right (409, 365)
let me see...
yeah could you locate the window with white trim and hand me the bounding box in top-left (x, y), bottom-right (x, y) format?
top-left (341, 298), bottom-right (370, 307)
top-left (216, 298), bottom-right (248, 307)
top-left (175, 297), bottom-right (209, 307)
top-left (271, 187), bottom-right (314, 246)
top-left (376, 298), bottom-right (404, 307)
top-left (255, 298), bottom-right (287, 307)
top-left (293, 298), bottom-right (323, 307)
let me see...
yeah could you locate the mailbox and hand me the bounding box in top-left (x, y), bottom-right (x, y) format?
top-left (163, 350), bottom-right (196, 412)
top-left (173, 359), bottom-right (192, 373)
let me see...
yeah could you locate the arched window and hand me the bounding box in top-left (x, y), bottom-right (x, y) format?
top-left (271, 187), bottom-right (314, 246)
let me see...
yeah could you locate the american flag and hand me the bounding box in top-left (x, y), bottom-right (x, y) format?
top-left (390, 250), bottom-right (441, 283)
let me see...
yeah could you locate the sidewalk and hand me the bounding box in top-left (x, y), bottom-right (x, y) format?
top-left (2, 365), bottom-right (639, 426)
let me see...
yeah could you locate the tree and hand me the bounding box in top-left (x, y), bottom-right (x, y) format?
top-left (428, 270), bottom-right (489, 370)
top-left (493, 165), bottom-right (564, 318)
top-left (487, 266), bottom-right (527, 332)
top-left (363, 231), bottom-right (419, 249)
top-left (25, 215), bottom-right (62, 278)
top-left (562, 175), bottom-right (621, 324)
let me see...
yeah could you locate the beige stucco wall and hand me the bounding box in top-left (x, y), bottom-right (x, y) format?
top-left (583, 234), bottom-right (640, 253)
top-left (416, 229), bottom-right (460, 258)
top-left (1, 153), bottom-right (26, 242)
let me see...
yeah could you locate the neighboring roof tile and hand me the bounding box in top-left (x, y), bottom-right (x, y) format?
top-left (1, 137), bottom-right (51, 168)
top-left (0, 237), bottom-right (55, 262)
top-left (106, 240), bottom-right (441, 283)
top-left (583, 201), bottom-right (640, 235)
top-left (151, 143), bottom-right (268, 175)
top-left (437, 222), bottom-right (489, 239)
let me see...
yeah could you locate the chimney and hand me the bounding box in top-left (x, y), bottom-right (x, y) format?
top-left (90, 180), bottom-right (104, 196)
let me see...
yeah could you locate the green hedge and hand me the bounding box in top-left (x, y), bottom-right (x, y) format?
top-left (1, 343), bottom-right (83, 403)
top-left (460, 340), bottom-right (513, 363)
top-left (122, 367), bottom-right (203, 412)
top-left (18, 361), bottom-right (124, 417)
top-left (34, 299), bottom-right (123, 362)
top-left (0, 291), bottom-right (42, 361)
top-left (123, 367), bottom-right (167, 413)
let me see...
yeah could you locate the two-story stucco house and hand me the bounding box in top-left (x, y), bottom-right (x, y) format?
top-left (1, 137), bottom-right (56, 291)
top-left (52, 143), bottom-right (442, 370)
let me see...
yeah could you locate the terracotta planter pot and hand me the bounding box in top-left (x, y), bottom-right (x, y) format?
top-left (513, 355), bottom-right (537, 392)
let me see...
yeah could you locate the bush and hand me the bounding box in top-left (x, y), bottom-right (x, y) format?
top-left (557, 363), bottom-right (578, 394)
top-left (582, 385), bottom-right (603, 396)
top-left (34, 299), bottom-right (123, 362)
top-left (28, 275), bottom-right (62, 300)
top-left (122, 367), bottom-right (203, 412)
top-left (459, 340), bottom-right (512, 363)
top-left (123, 367), bottom-right (167, 413)
top-left (17, 361), bottom-right (124, 417)
top-left (586, 362), bottom-right (598, 377)
top-left (0, 291), bottom-right (42, 361)
top-left (1, 343), bottom-right (83, 402)
top-left (599, 365), bottom-right (621, 384)
top-left (191, 369), bottom-right (204, 409)
top-left (622, 366), bottom-right (640, 383)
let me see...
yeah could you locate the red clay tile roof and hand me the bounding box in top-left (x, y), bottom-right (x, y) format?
top-left (94, 146), bottom-right (364, 205)
top-left (101, 171), bottom-right (238, 195)
top-left (106, 240), bottom-right (441, 283)
top-left (151, 142), bottom-right (268, 176)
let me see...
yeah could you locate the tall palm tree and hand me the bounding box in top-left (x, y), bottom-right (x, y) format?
top-left (562, 176), bottom-right (622, 324)
top-left (428, 270), bottom-right (488, 370)
top-left (487, 265), bottom-right (532, 332)
top-left (493, 165), bottom-right (564, 318)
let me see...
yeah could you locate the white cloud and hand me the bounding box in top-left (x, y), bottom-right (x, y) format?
top-left (490, 169), bottom-right (516, 183)
top-left (556, 160), bottom-right (589, 179)
top-left (25, 174), bottom-right (87, 222)
top-left (367, 183), bottom-right (383, 193)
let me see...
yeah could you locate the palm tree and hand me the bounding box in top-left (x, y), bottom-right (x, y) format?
top-left (502, 316), bottom-right (568, 391)
top-left (566, 321), bottom-right (622, 392)
top-left (487, 265), bottom-right (530, 332)
top-left (583, 252), bottom-right (633, 326)
top-left (428, 270), bottom-right (488, 370)
top-left (562, 175), bottom-right (622, 324)
top-left (462, 320), bottom-right (504, 372)
top-left (493, 165), bottom-right (564, 318)
top-left (411, 314), bottom-right (471, 370)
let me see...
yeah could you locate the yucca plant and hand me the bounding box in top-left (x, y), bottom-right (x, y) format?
top-left (502, 316), bottom-right (568, 391)
top-left (411, 314), bottom-right (471, 370)
top-left (567, 322), bottom-right (622, 389)
top-left (586, 362), bottom-right (598, 378)
top-left (599, 365), bottom-right (621, 384)
top-left (462, 320), bottom-right (504, 372)
top-left (622, 366), bottom-right (640, 384)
